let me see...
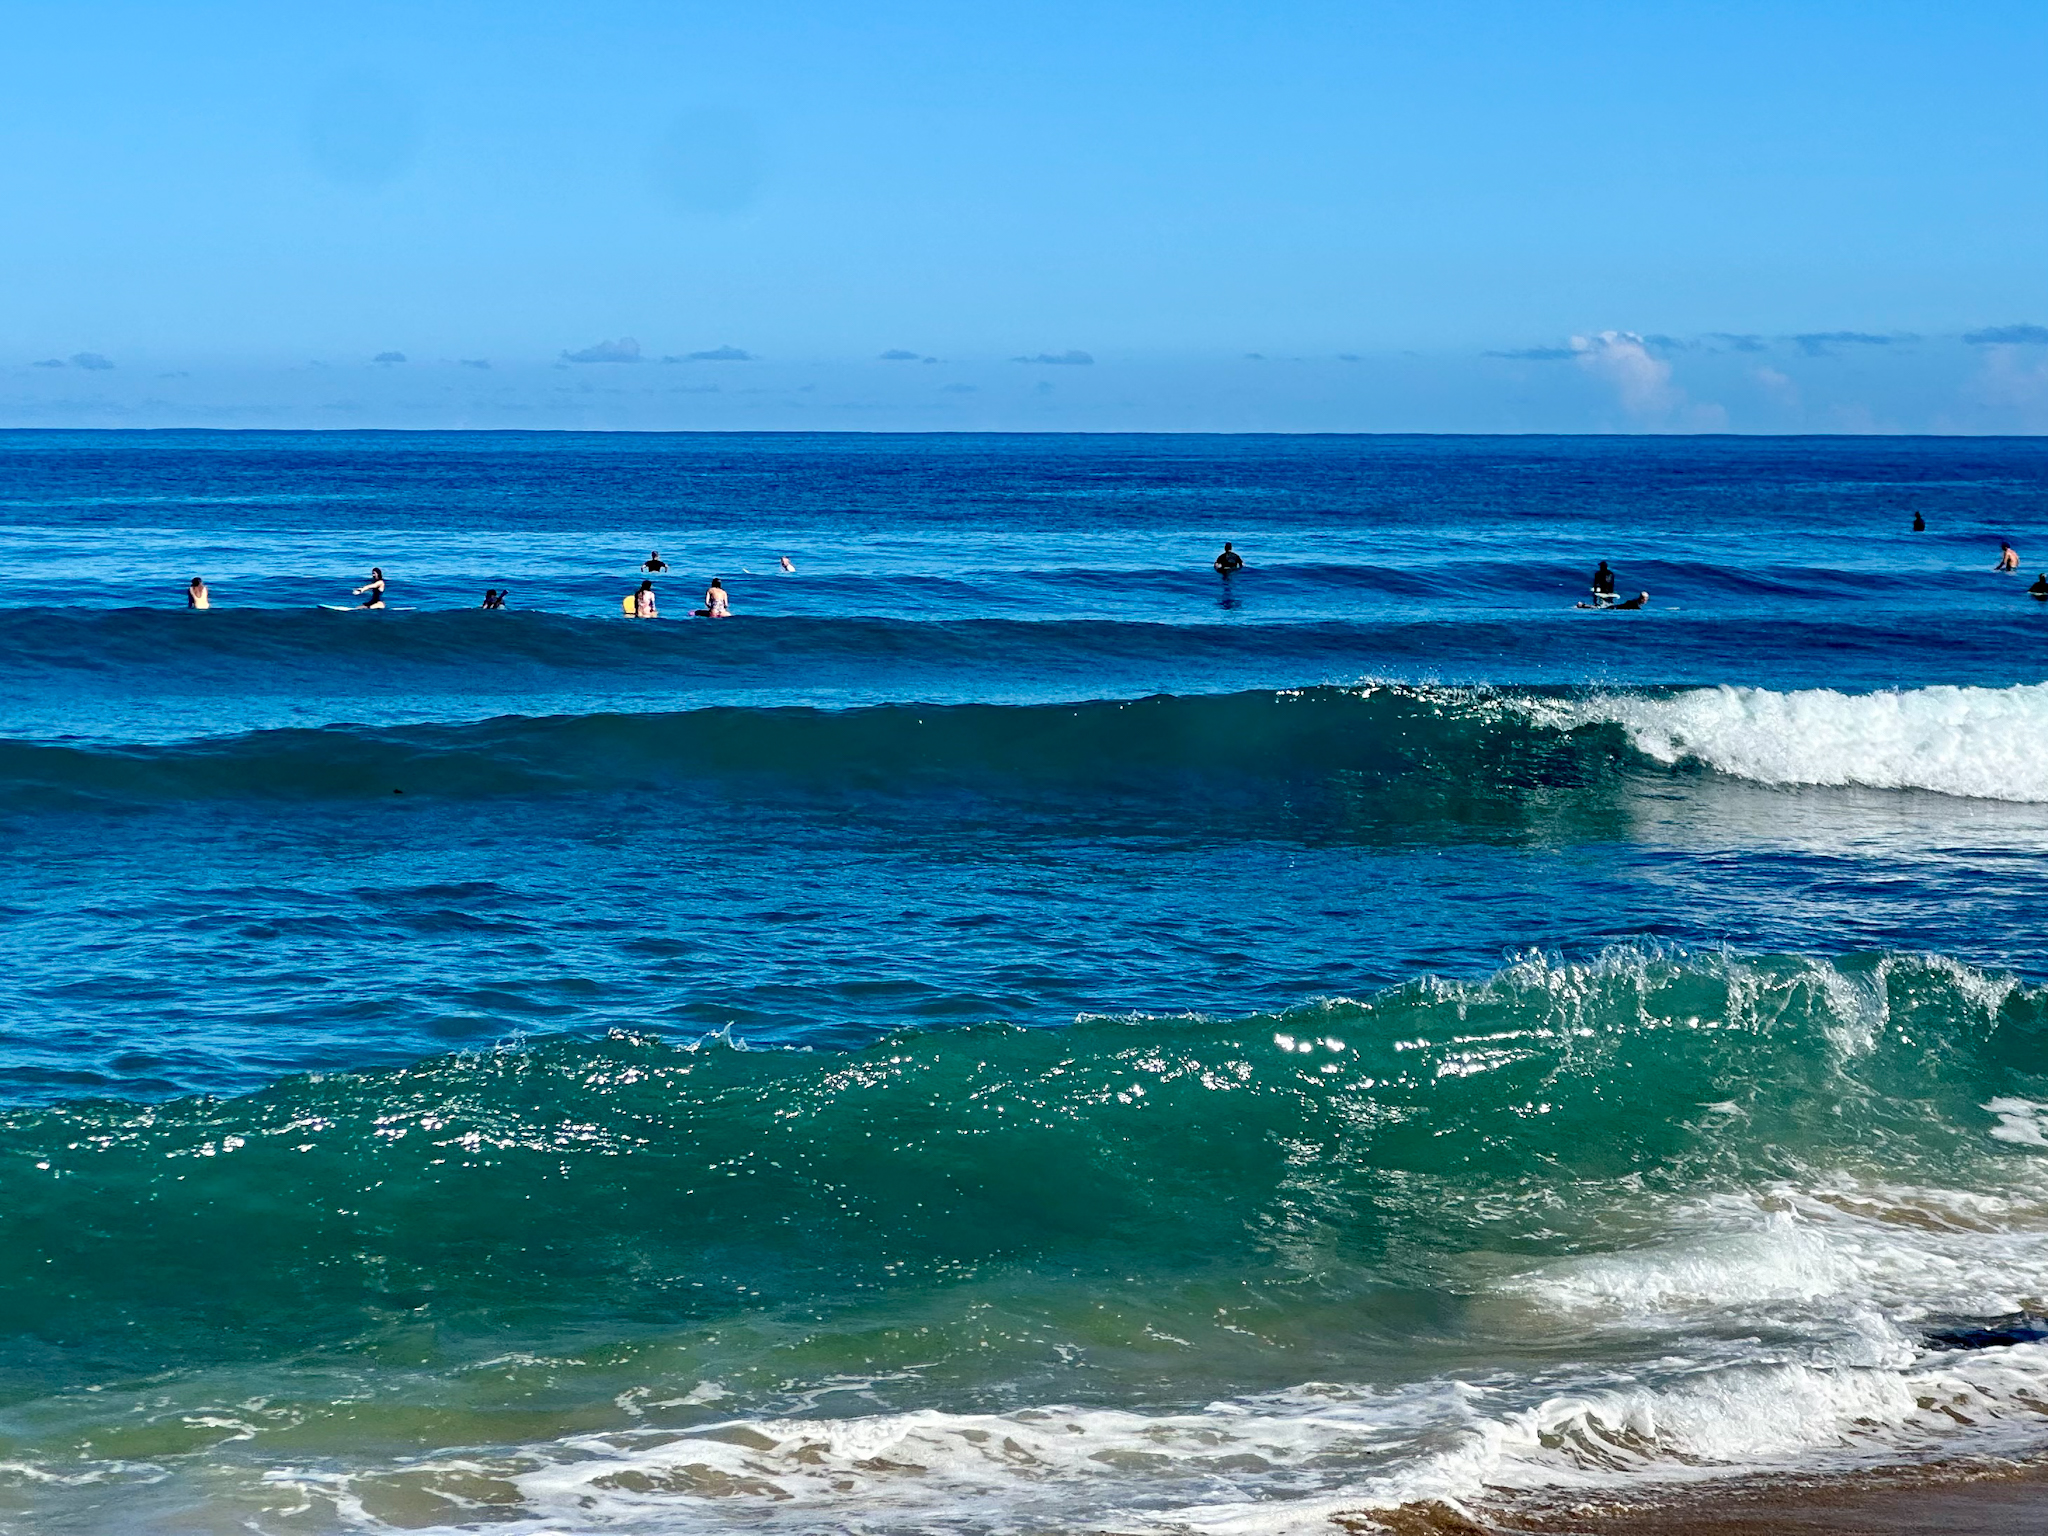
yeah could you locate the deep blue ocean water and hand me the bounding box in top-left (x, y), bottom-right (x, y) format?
top-left (2, 431), bottom-right (2047, 1533)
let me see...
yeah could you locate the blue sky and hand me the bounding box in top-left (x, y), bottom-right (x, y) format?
top-left (4, 0), bottom-right (2047, 431)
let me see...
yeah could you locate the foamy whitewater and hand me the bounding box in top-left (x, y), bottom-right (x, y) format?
top-left (1, 432), bottom-right (2046, 1533)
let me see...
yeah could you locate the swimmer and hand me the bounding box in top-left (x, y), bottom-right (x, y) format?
top-left (186, 576), bottom-right (210, 610)
top-left (1590, 561), bottom-right (1617, 602)
top-left (779, 555), bottom-right (795, 573)
top-left (695, 577), bottom-right (730, 618)
top-left (1613, 591), bottom-right (1649, 610)
top-left (643, 552), bottom-right (669, 573)
top-left (353, 567), bottom-right (386, 608)
top-left (1999, 541), bottom-right (2020, 572)
top-left (480, 589), bottom-right (507, 609)
top-left (1912, 512), bottom-right (1926, 531)
top-left (1214, 542), bottom-right (1244, 574)
top-left (2031, 574), bottom-right (2048, 600)
top-left (634, 579), bottom-right (657, 619)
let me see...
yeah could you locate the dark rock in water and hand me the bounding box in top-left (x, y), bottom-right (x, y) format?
top-left (1922, 1313), bottom-right (2048, 1351)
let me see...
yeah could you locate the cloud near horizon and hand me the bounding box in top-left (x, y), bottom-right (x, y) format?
top-left (671, 346), bottom-right (755, 362)
top-left (1964, 324), bottom-right (2048, 346)
top-left (373, 351), bottom-right (407, 364)
top-left (562, 337), bottom-right (642, 363)
top-left (1791, 331), bottom-right (1908, 357)
top-left (1011, 350), bottom-right (1094, 365)
top-left (69, 352), bottom-right (114, 370)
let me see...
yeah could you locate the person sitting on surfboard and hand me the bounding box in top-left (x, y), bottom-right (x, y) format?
top-left (1590, 561), bottom-right (1617, 602)
top-left (695, 577), bottom-right (730, 618)
top-left (1912, 511), bottom-right (1926, 531)
top-left (1998, 541), bottom-right (2020, 572)
top-left (643, 552), bottom-right (669, 573)
top-left (2030, 574), bottom-right (2048, 600)
top-left (1214, 542), bottom-right (1244, 574)
top-left (354, 568), bottom-right (386, 608)
top-left (633, 579), bottom-right (657, 618)
top-left (186, 576), bottom-right (209, 610)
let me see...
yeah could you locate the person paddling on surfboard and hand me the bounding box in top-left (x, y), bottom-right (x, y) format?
top-left (186, 576), bottom-right (210, 610)
top-left (1214, 542), bottom-right (1244, 574)
top-left (353, 568), bottom-right (386, 609)
top-left (1612, 590), bottom-right (1649, 610)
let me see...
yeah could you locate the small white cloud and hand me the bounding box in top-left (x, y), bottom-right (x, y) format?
top-left (1571, 330), bottom-right (1679, 417)
top-left (563, 338), bottom-right (642, 363)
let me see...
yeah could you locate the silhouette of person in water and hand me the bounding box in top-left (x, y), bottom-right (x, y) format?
top-left (1613, 591), bottom-right (1649, 610)
top-left (1591, 561), bottom-right (1617, 601)
top-left (643, 552), bottom-right (669, 573)
top-left (480, 589), bottom-right (506, 609)
top-left (1214, 542), bottom-right (1244, 574)
top-left (2030, 574), bottom-right (2048, 600)
top-left (1912, 512), bottom-right (1926, 531)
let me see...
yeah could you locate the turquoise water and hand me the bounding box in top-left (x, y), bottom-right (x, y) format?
top-left (1, 432), bottom-right (2046, 1532)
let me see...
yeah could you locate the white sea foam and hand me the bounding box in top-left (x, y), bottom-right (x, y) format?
top-left (288, 1182), bottom-right (2048, 1536)
top-left (1557, 682), bottom-right (2048, 801)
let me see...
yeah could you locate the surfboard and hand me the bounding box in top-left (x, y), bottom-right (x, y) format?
top-left (319, 604), bottom-right (410, 611)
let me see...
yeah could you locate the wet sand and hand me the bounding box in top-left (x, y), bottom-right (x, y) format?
top-left (1345, 1458), bottom-right (2048, 1535)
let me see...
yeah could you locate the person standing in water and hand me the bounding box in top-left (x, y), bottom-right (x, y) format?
top-left (643, 552), bottom-right (669, 573)
top-left (186, 576), bottom-right (210, 610)
top-left (354, 568), bottom-right (386, 608)
top-left (1214, 542), bottom-right (1244, 574)
top-left (697, 577), bottom-right (730, 617)
top-left (1998, 541), bottom-right (2020, 572)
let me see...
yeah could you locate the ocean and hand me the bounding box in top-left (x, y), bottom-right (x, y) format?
top-left (2, 430), bottom-right (2046, 1533)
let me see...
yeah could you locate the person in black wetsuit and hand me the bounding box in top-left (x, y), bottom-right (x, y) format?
top-left (1912, 512), bottom-right (1926, 531)
top-left (643, 552), bottom-right (669, 573)
top-left (1214, 542), bottom-right (1244, 574)
top-left (1590, 561), bottom-right (1617, 602)
top-left (1613, 591), bottom-right (1649, 610)
top-left (2030, 574), bottom-right (2048, 600)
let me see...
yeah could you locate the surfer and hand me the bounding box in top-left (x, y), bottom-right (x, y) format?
top-left (1998, 541), bottom-right (2020, 571)
top-left (186, 576), bottom-right (210, 610)
top-left (480, 589), bottom-right (506, 609)
top-left (354, 568), bottom-right (386, 609)
top-left (2030, 574), bottom-right (2048, 600)
top-left (1613, 591), bottom-right (1650, 610)
top-left (643, 552), bottom-right (669, 573)
top-left (1590, 561), bottom-right (1617, 603)
top-left (696, 577), bottom-right (730, 618)
top-left (1214, 542), bottom-right (1244, 574)
top-left (779, 555), bottom-right (795, 573)
top-left (1912, 512), bottom-right (1926, 531)
top-left (633, 580), bottom-right (657, 618)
